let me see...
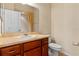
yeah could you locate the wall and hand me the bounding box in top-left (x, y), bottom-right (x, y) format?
top-left (51, 3), bottom-right (79, 56)
top-left (0, 3), bottom-right (34, 13)
top-left (33, 8), bottom-right (39, 32)
top-left (0, 4), bottom-right (1, 36)
top-left (0, 15), bottom-right (1, 36)
top-left (32, 3), bottom-right (51, 34)
top-left (38, 4), bottom-right (51, 34)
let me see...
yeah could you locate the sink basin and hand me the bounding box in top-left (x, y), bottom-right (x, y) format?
top-left (14, 34), bottom-right (38, 39)
top-left (12, 34), bottom-right (48, 40)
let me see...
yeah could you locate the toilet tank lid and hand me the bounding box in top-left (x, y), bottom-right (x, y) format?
top-left (49, 43), bottom-right (62, 49)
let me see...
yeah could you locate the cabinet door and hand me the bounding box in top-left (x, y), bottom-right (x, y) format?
top-left (42, 39), bottom-right (48, 45)
top-left (42, 44), bottom-right (48, 56)
top-left (24, 40), bottom-right (41, 51)
top-left (24, 47), bottom-right (41, 56)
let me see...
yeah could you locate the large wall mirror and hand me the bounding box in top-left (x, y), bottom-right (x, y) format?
top-left (0, 3), bottom-right (39, 35)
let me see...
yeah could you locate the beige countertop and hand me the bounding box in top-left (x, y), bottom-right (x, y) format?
top-left (0, 32), bottom-right (49, 48)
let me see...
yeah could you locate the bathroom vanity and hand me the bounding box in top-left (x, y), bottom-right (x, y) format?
top-left (0, 33), bottom-right (49, 56)
top-left (0, 3), bottom-right (49, 56)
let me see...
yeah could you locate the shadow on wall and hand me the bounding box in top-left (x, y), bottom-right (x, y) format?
top-left (50, 37), bottom-right (56, 43)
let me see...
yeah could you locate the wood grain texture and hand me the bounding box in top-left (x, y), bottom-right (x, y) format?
top-left (24, 47), bottom-right (41, 56)
top-left (24, 40), bottom-right (41, 51)
top-left (0, 45), bottom-right (21, 56)
top-left (0, 38), bottom-right (48, 56)
top-left (42, 44), bottom-right (48, 56)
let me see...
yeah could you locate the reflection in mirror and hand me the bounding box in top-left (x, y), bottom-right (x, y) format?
top-left (0, 4), bottom-right (3, 36)
top-left (0, 3), bottom-right (39, 36)
top-left (0, 15), bottom-right (2, 36)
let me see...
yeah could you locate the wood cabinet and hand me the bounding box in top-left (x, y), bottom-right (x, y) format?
top-left (0, 45), bottom-right (21, 56)
top-left (42, 44), bottom-right (48, 56)
top-left (24, 47), bottom-right (41, 56)
top-left (24, 40), bottom-right (41, 51)
top-left (0, 38), bottom-right (48, 56)
top-left (42, 39), bottom-right (48, 56)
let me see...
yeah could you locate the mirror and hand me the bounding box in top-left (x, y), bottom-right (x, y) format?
top-left (0, 3), bottom-right (39, 35)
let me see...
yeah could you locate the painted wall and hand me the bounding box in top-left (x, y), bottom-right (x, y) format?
top-left (38, 4), bottom-right (51, 34)
top-left (0, 3), bottom-right (34, 13)
top-left (31, 3), bottom-right (51, 34)
top-left (0, 16), bottom-right (1, 35)
top-left (51, 3), bottom-right (79, 55)
top-left (0, 4), bottom-right (2, 35)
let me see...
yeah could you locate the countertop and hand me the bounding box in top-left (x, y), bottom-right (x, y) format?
top-left (0, 32), bottom-right (49, 48)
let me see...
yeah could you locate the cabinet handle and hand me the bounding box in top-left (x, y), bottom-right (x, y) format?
top-left (9, 50), bottom-right (16, 53)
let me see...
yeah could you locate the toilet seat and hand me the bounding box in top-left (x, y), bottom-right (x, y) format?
top-left (49, 43), bottom-right (62, 51)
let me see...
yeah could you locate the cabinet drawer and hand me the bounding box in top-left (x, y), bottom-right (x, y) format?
top-left (42, 38), bottom-right (48, 45)
top-left (24, 47), bottom-right (41, 56)
top-left (24, 40), bottom-right (41, 51)
top-left (1, 45), bottom-right (21, 56)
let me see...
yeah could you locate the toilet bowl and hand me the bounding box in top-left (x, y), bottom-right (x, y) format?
top-left (49, 43), bottom-right (62, 56)
top-left (49, 43), bottom-right (62, 51)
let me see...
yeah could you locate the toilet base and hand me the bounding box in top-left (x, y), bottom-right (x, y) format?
top-left (49, 48), bottom-right (64, 56)
top-left (58, 51), bottom-right (65, 56)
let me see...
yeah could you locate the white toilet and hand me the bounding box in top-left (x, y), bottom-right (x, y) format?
top-left (49, 43), bottom-right (62, 56)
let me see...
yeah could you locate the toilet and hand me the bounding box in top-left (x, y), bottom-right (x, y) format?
top-left (49, 43), bottom-right (62, 56)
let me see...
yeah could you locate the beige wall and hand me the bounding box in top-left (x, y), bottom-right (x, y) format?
top-left (33, 3), bottom-right (51, 34)
top-left (0, 3), bottom-right (15, 10)
top-left (51, 3), bottom-right (79, 55)
top-left (38, 4), bottom-right (51, 34)
top-left (0, 16), bottom-right (1, 36)
top-left (0, 3), bottom-right (34, 13)
top-left (0, 4), bottom-right (1, 35)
